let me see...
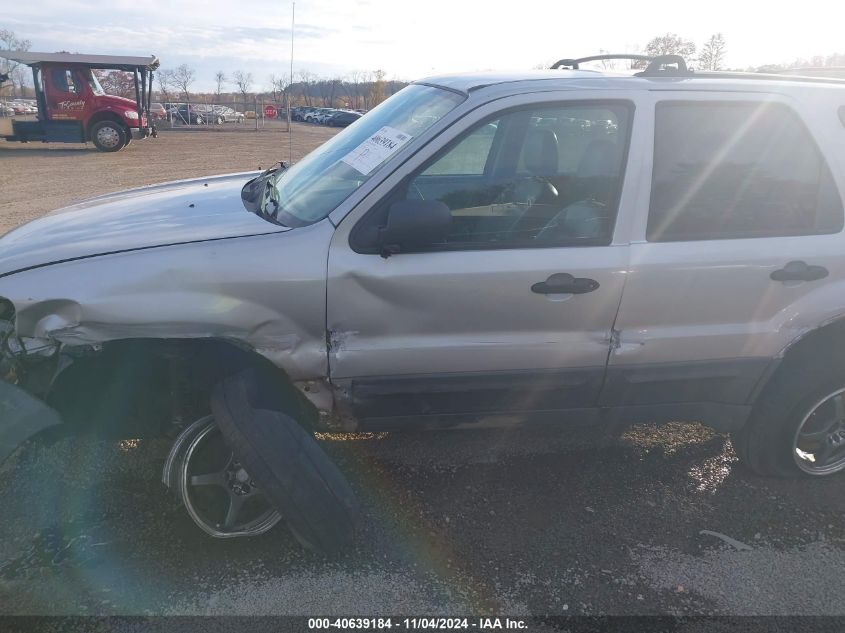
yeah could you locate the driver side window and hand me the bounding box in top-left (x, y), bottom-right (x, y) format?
top-left (400, 101), bottom-right (632, 249)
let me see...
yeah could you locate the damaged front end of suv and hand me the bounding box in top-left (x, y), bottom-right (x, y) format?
top-left (0, 171), bottom-right (354, 553)
top-left (0, 298), bottom-right (64, 463)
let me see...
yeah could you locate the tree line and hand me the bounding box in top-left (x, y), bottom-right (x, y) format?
top-left (150, 65), bottom-right (406, 110)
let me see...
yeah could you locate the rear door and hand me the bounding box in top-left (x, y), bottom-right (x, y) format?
top-left (605, 92), bottom-right (845, 411)
top-left (327, 92), bottom-right (646, 426)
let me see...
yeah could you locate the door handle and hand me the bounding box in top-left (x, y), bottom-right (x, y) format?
top-left (770, 261), bottom-right (828, 283)
top-left (531, 273), bottom-right (599, 295)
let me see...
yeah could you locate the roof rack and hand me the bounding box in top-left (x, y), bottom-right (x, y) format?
top-left (550, 54), bottom-right (652, 69)
top-left (549, 53), bottom-right (845, 86)
top-left (550, 53), bottom-right (692, 76)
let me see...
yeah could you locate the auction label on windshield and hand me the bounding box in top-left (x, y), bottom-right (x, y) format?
top-left (341, 126), bottom-right (412, 175)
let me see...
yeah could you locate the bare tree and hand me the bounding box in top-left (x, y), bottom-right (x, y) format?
top-left (297, 70), bottom-right (317, 106)
top-left (636, 33), bottom-right (696, 68)
top-left (214, 70), bottom-right (227, 101)
top-left (359, 70), bottom-right (374, 108)
top-left (368, 69), bottom-right (386, 107)
top-left (93, 70), bottom-right (135, 98)
top-left (156, 68), bottom-right (174, 103)
top-left (344, 70), bottom-right (365, 109)
top-left (232, 69), bottom-right (253, 110)
top-left (269, 73), bottom-right (290, 102)
top-left (316, 78), bottom-right (341, 106)
top-left (171, 63), bottom-right (196, 102)
top-left (0, 29), bottom-right (32, 97)
top-left (698, 33), bottom-right (727, 71)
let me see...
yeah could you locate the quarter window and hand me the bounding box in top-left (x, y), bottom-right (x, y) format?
top-left (648, 101), bottom-right (844, 242)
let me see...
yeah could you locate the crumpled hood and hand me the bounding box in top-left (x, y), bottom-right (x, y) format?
top-left (0, 172), bottom-right (288, 277)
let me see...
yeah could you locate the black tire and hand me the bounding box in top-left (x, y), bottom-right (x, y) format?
top-left (733, 343), bottom-right (845, 477)
top-left (210, 369), bottom-right (359, 554)
top-left (90, 121), bottom-right (126, 152)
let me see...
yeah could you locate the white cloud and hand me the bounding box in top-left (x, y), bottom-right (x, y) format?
top-left (4, 0), bottom-right (845, 90)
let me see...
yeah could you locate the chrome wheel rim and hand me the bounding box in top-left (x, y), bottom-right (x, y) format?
top-left (793, 387), bottom-right (845, 475)
top-left (96, 126), bottom-right (121, 148)
top-left (179, 418), bottom-right (281, 537)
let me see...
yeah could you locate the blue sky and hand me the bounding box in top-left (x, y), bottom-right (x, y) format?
top-left (4, 0), bottom-right (844, 91)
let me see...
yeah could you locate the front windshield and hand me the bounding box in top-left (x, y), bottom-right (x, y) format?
top-left (85, 69), bottom-right (105, 96)
top-left (270, 84), bottom-right (464, 225)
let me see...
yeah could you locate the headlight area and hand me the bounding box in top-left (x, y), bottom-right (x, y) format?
top-left (123, 110), bottom-right (139, 120)
top-left (0, 298), bottom-right (61, 394)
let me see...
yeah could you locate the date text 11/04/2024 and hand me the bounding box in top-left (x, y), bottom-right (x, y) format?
top-left (307, 618), bottom-right (528, 630)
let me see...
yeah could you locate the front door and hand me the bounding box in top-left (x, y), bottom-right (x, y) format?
top-left (327, 97), bottom-right (640, 425)
top-left (43, 66), bottom-right (87, 122)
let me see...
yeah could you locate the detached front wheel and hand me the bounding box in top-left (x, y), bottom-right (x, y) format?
top-left (90, 121), bottom-right (126, 152)
top-left (165, 415), bottom-right (282, 537)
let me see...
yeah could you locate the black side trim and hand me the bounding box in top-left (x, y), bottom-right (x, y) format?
top-left (356, 402), bottom-right (750, 434)
top-left (599, 358), bottom-right (771, 407)
top-left (350, 368), bottom-right (605, 419)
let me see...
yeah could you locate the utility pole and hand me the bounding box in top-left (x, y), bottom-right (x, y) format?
top-left (288, 1), bottom-right (295, 163)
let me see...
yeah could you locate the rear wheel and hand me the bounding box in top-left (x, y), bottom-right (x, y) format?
top-left (90, 121), bottom-right (126, 152)
top-left (733, 347), bottom-right (845, 477)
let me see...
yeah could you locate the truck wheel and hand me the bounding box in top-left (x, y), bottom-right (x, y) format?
top-left (733, 350), bottom-right (845, 477)
top-left (90, 121), bottom-right (126, 152)
top-left (210, 369), bottom-right (360, 554)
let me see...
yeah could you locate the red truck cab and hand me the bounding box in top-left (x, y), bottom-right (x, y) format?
top-left (0, 51), bottom-right (158, 152)
top-left (41, 64), bottom-right (148, 149)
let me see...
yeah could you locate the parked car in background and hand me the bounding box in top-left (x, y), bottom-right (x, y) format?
top-left (292, 106), bottom-right (317, 121)
top-left (212, 105), bottom-right (245, 123)
top-left (10, 102), bottom-right (31, 115)
top-left (313, 108), bottom-right (339, 124)
top-left (173, 104), bottom-right (204, 125)
top-left (327, 110), bottom-right (362, 127)
top-left (149, 102), bottom-right (167, 120)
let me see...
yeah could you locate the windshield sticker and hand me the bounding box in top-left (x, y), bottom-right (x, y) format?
top-left (341, 126), bottom-right (412, 175)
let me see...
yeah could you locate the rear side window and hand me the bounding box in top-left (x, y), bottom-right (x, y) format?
top-left (648, 101), bottom-right (843, 242)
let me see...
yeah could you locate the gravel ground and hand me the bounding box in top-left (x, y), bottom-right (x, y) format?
top-left (0, 128), bottom-right (844, 622)
top-left (0, 122), bottom-right (337, 235)
top-left (1, 423), bottom-right (844, 620)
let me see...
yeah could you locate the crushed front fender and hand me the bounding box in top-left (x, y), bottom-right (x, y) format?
top-left (0, 380), bottom-right (63, 464)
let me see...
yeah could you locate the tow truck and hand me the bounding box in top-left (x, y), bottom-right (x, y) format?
top-left (0, 51), bottom-right (158, 151)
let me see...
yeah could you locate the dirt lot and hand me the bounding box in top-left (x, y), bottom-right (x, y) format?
top-left (0, 123), bottom-right (338, 234)
top-left (1, 127), bottom-right (844, 626)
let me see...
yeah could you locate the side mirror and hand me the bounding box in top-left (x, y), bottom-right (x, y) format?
top-left (378, 199), bottom-right (452, 257)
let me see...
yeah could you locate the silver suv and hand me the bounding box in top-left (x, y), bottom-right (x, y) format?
top-left (3, 55), bottom-right (845, 551)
